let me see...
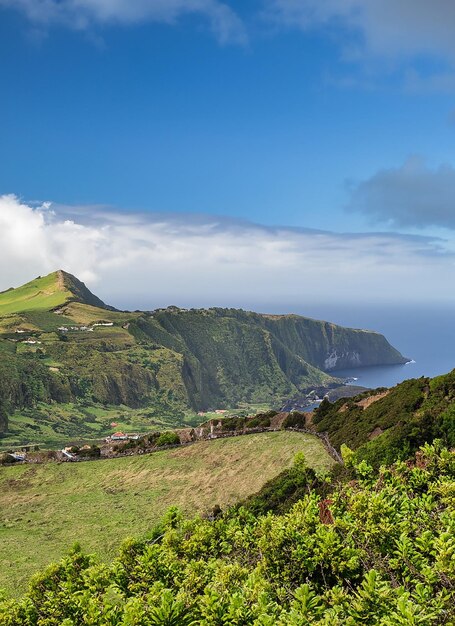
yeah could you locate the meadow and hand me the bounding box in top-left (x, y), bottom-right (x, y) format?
top-left (0, 430), bottom-right (333, 596)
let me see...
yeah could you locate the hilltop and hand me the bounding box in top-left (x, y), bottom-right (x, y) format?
top-left (0, 270), bottom-right (407, 445)
top-left (0, 270), bottom-right (110, 316)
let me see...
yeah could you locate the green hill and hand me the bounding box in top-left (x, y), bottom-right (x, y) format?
top-left (0, 430), bottom-right (332, 595)
top-left (312, 370), bottom-right (455, 466)
top-left (0, 271), bottom-right (407, 445)
top-left (0, 270), bottom-right (109, 316)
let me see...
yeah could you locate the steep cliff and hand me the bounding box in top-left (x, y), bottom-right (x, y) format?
top-left (256, 313), bottom-right (408, 371)
top-left (0, 272), bottom-right (408, 437)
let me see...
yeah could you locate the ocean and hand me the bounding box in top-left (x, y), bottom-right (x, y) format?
top-left (294, 304), bottom-right (455, 390)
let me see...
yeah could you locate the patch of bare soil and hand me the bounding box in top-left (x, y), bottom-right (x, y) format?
top-left (369, 426), bottom-right (384, 440)
top-left (356, 390), bottom-right (390, 409)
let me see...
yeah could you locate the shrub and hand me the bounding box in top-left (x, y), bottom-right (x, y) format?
top-left (155, 432), bottom-right (180, 447)
top-left (282, 412), bottom-right (307, 429)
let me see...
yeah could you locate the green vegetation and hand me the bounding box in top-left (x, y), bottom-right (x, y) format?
top-left (0, 270), bottom-right (407, 444)
top-left (313, 371), bottom-right (455, 467)
top-left (0, 273), bottom-right (71, 315)
top-left (0, 403), bottom-right (188, 451)
top-left (155, 431), bottom-right (181, 446)
top-left (0, 443), bottom-right (452, 624)
top-left (0, 271), bottom-right (109, 316)
top-left (239, 457), bottom-right (327, 516)
top-left (0, 431), bottom-right (331, 595)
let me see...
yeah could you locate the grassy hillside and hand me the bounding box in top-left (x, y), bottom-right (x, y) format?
top-left (0, 430), bottom-right (333, 595)
top-left (0, 270), bottom-right (407, 444)
top-left (313, 370), bottom-right (455, 466)
top-left (0, 403), bottom-right (190, 452)
top-left (0, 271), bottom-right (108, 316)
top-left (1, 443), bottom-right (453, 624)
top-left (0, 272), bottom-right (71, 315)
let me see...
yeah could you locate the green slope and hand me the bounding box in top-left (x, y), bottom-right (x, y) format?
top-left (0, 444), bottom-right (453, 623)
top-left (0, 270), bottom-right (110, 316)
top-left (258, 312), bottom-right (407, 370)
top-left (0, 272), bottom-right (70, 315)
top-left (0, 271), bottom-right (408, 443)
top-left (313, 369), bottom-right (455, 466)
top-left (0, 430), bottom-right (332, 595)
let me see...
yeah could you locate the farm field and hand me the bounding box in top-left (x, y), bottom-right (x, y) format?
top-left (0, 430), bottom-right (334, 596)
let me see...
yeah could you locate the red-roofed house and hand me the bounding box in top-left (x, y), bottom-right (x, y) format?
top-left (111, 432), bottom-right (128, 441)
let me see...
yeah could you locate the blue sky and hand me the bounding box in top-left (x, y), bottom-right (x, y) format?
top-left (1, 1), bottom-right (455, 310)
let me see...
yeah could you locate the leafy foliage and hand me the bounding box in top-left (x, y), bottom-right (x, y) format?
top-left (0, 431), bottom-right (328, 594)
top-left (313, 373), bottom-right (455, 467)
top-left (0, 444), bottom-right (453, 625)
top-left (155, 432), bottom-right (180, 447)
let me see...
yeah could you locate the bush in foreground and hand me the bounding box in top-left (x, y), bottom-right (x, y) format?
top-left (0, 444), bottom-right (453, 625)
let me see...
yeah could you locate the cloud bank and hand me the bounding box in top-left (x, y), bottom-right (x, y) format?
top-left (266, 0), bottom-right (455, 90)
top-left (0, 0), bottom-right (246, 44)
top-left (266, 0), bottom-right (455, 62)
top-left (347, 157), bottom-right (455, 230)
top-left (1, 194), bottom-right (454, 310)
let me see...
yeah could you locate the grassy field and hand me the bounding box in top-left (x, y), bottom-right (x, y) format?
top-left (0, 431), bottom-right (334, 595)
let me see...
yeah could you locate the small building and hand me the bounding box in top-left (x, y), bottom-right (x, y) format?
top-left (111, 432), bottom-right (128, 441)
top-left (10, 453), bottom-right (26, 462)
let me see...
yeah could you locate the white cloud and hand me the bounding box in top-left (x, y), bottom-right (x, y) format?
top-left (347, 156), bottom-right (455, 230)
top-left (1, 194), bottom-right (454, 310)
top-left (0, 0), bottom-right (246, 44)
top-left (266, 0), bottom-right (455, 60)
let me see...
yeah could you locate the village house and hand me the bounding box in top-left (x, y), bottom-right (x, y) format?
top-left (60, 449), bottom-right (76, 460)
top-left (110, 432), bottom-right (128, 441)
top-left (9, 453), bottom-right (26, 462)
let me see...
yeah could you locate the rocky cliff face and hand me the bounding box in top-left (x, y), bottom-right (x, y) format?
top-left (256, 313), bottom-right (408, 372)
top-left (131, 307), bottom-right (407, 409)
